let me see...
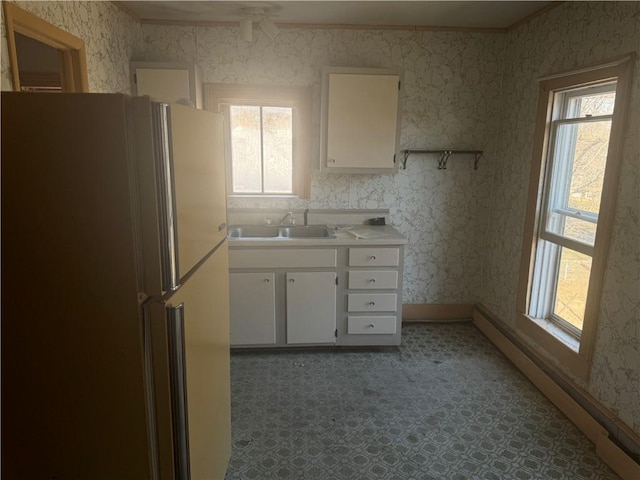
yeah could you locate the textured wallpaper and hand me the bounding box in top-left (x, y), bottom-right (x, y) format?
top-left (480, 2), bottom-right (640, 433)
top-left (1, 1), bottom-right (142, 93)
top-left (140, 24), bottom-right (505, 305)
top-left (1, 0), bottom-right (637, 436)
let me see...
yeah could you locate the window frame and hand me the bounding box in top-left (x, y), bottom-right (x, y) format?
top-left (205, 84), bottom-right (312, 199)
top-left (516, 56), bottom-right (635, 380)
top-left (530, 83), bottom-right (615, 338)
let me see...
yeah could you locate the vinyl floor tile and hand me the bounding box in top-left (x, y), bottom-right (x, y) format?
top-left (224, 322), bottom-right (620, 480)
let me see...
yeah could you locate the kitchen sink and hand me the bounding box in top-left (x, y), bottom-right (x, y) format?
top-left (228, 225), bottom-right (335, 239)
top-left (228, 226), bottom-right (280, 238)
top-left (279, 226), bottom-right (333, 238)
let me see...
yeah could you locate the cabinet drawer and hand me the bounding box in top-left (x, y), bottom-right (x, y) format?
top-left (348, 270), bottom-right (398, 289)
top-left (229, 248), bottom-right (337, 268)
top-left (348, 293), bottom-right (397, 312)
top-left (347, 316), bottom-right (397, 335)
top-left (349, 248), bottom-right (399, 267)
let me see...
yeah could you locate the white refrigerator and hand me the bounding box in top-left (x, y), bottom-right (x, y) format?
top-left (1, 92), bottom-right (231, 480)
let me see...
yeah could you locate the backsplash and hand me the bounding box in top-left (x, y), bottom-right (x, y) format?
top-left (1, 1), bottom-right (142, 93)
top-left (140, 24), bottom-right (504, 305)
top-left (227, 208), bottom-right (391, 228)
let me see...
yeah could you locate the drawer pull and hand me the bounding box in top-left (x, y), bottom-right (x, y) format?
top-left (369, 256), bottom-right (376, 260)
top-left (369, 279), bottom-right (376, 284)
top-left (368, 324), bottom-right (375, 328)
top-left (289, 278), bottom-right (295, 283)
top-left (368, 302), bottom-right (376, 306)
top-left (264, 278), bottom-right (270, 283)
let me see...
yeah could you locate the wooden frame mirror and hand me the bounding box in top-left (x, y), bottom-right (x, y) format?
top-left (3, 2), bottom-right (88, 92)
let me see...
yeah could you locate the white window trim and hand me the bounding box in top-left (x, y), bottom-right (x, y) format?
top-left (204, 83), bottom-right (312, 199)
top-left (515, 56), bottom-right (635, 380)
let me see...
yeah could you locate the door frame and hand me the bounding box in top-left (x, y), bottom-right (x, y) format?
top-left (3, 2), bottom-right (89, 92)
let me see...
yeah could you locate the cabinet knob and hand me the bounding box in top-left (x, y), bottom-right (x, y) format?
top-left (369, 278), bottom-right (376, 283)
top-left (368, 301), bottom-right (375, 306)
top-left (369, 255), bottom-right (376, 260)
top-left (368, 324), bottom-right (375, 328)
top-left (218, 222), bottom-right (227, 232)
top-left (289, 278), bottom-right (295, 283)
top-left (264, 278), bottom-right (270, 283)
top-left (329, 158), bottom-right (336, 164)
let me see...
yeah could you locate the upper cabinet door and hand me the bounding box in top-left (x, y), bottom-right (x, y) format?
top-left (132, 61), bottom-right (203, 108)
top-left (321, 67), bottom-right (402, 173)
top-left (170, 105), bottom-right (227, 279)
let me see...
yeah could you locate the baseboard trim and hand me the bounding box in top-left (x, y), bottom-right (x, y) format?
top-left (472, 307), bottom-right (640, 479)
top-left (402, 303), bottom-right (474, 321)
top-left (597, 433), bottom-right (640, 480)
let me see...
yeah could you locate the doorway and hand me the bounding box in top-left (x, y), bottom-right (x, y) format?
top-left (3, 3), bottom-right (88, 92)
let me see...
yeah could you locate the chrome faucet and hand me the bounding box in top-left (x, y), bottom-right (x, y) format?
top-left (279, 211), bottom-right (295, 225)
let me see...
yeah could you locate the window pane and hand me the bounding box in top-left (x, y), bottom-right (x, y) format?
top-left (564, 86), bottom-right (616, 118)
top-left (549, 215), bottom-right (597, 245)
top-left (566, 120), bottom-right (610, 214)
top-left (546, 120), bottom-right (610, 245)
top-left (577, 91), bottom-right (616, 117)
top-left (553, 247), bottom-right (592, 331)
top-left (230, 106), bottom-right (262, 193)
top-left (262, 107), bottom-right (293, 194)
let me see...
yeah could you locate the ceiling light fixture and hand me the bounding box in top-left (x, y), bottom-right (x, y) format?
top-left (239, 7), bottom-right (279, 42)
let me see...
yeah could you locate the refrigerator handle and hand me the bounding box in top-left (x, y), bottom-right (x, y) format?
top-left (166, 303), bottom-right (190, 480)
top-left (152, 103), bottom-right (180, 292)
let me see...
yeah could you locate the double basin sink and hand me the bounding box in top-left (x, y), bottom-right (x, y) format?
top-left (228, 225), bottom-right (335, 239)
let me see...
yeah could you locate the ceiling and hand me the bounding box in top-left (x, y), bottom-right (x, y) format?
top-left (118, 1), bottom-right (556, 31)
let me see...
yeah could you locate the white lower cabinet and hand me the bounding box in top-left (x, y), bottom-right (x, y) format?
top-left (229, 272), bottom-right (276, 346)
top-left (228, 244), bottom-right (403, 347)
top-left (286, 272), bottom-right (337, 344)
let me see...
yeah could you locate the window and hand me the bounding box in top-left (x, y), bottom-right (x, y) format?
top-left (229, 105), bottom-right (293, 194)
top-left (516, 57), bottom-right (634, 378)
top-left (530, 82), bottom-right (615, 336)
top-left (205, 84), bottom-right (311, 198)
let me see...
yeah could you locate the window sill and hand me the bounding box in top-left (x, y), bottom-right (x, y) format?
top-left (516, 312), bottom-right (588, 380)
top-left (532, 316), bottom-right (580, 353)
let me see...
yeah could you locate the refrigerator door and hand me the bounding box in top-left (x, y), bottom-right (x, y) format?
top-left (1, 92), bottom-right (154, 479)
top-left (146, 242), bottom-right (231, 480)
top-left (151, 103), bottom-right (227, 292)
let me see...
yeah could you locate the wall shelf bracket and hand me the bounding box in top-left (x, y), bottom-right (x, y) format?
top-left (401, 149), bottom-right (484, 170)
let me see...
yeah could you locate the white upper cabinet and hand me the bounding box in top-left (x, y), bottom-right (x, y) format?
top-left (320, 67), bottom-right (402, 173)
top-left (131, 61), bottom-right (202, 108)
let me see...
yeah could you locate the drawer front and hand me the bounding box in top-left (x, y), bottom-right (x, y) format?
top-left (348, 293), bottom-right (397, 312)
top-left (349, 248), bottom-right (399, 267)
top-left (348, 270), bottom-right (398, 289)
top-left (348, 316), bottom-right (397, 335)
top-left (229, 248), bottom-right (337, 268)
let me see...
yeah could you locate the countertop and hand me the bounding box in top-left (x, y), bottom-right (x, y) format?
top-left (227, 225), bottom-right (407, 247)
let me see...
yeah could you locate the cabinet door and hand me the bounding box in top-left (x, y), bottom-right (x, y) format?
top-left (286, 272), bottom-right (336, 344)
top-left (229, 273), bottom-right (276, 345)
top-left (136, 68), bottom-right (191, 103)
top-left (322, 68), bottom-right (401, 172)
top-left (131, 62), bottom-right (202, 108)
